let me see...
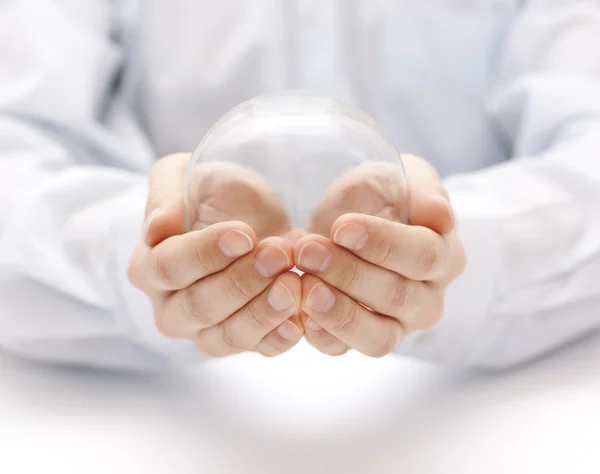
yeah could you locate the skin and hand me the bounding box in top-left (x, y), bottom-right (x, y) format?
top-left (128, 154), bottom-right (303, 358)
top-left (298, 155), bottom-right (466, 357)
top-left (128, 153), bottom-right (466, 359)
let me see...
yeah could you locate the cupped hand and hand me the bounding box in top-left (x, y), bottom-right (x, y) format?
top-left (296, 155), bottom-right (466, 357)
top-left (128, 154), bottom-right (304, 357)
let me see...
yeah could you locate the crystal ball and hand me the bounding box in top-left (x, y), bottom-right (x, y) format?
top-left (184, 92), bottom-right (408, 240)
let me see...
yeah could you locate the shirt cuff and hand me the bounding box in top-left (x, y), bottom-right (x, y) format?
top-left (111, 180), bottom-right (205, 366)
top-left (394, 174), bottom-right (505, 367)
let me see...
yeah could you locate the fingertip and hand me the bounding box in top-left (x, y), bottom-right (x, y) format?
top-left (144, 208), bottom-right (167, 247)
top-left (299, 310), bottom-right (309, 329)
top-left (256, 314), bottom-right (304, 357)
top-left (299, 273), bottom-right (323, 297)
top-left (287, 312), bottom-right (304, 333)
top-left (301, 310), bottom-right (322, 332)
top-left (272, 272), bottom-right (302, 313)
top-left (260, 234), bottom-right (293, 252)
top-left (144, 201), bottom-right (187, 247)
top-left (275, 320), bottom-right (303, 342)
top-left (275, 270), bottom-right (302, 291)
top-left (409, 194), bottom-right (454, 235)
top-left (427, 196), bottom-right (455, 235)
top-left (329, 212), bottom-right (364, 238)
top-left (254, 238), bottom-right (294, 278)
top-left (218, 229), bottom-right (255, 258)
top-left (210, 221), bottom-right (259, 259)
top-left (303, 321), bottom-right (349, 356)
top-left (223, 220), bottom-right (258, 240)
top-left (126, 244), bottom-right (148, 289)
top-left (258, 235), bottom-right (295, 266)
top-left (292, 233), bottom-right (315, 258)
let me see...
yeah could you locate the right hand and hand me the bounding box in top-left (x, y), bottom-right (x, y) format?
top-left (128, 153), bottom-right (304, 357)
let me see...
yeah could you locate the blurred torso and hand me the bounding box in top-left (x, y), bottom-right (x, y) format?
top-left (134, 0), bottom-right (520, 175)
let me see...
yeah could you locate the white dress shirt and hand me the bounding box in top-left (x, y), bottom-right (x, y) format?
top-left (0, 0), bottom-right (599, 370)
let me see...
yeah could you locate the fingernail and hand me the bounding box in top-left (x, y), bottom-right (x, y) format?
top-left (306, 283), bottom-right (335, 313)
top-left (267, 281), bottom-right (295, 312)
top-left (218, 230), bottom-right (254, 258)
top-left (143, 208), bottom-right (161, 240)
top-left (254, 245), bottom-right (290, 277)
top-left (333, 223), bottom-right (369, 250)
top-left (297, 241), bottom-right (332, 272)
top-left (277, 321), bottom-right (302, 341)
top-left (306, 318), bottom-right (322, 331)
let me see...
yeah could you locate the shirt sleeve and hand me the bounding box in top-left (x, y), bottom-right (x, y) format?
top-left (396, 0), bottom-right (600, 368)
top-left (0, 0), bottom-right (202, 370)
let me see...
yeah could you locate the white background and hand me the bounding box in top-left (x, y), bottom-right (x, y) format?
top-left (1, 334), bottom-right (600, 474)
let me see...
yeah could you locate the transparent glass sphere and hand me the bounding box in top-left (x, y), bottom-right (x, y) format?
top-left (184, 92), bottom-right (408, 240)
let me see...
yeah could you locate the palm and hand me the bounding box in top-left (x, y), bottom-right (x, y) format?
top-left (308, 161), bottom-right (408, 237)
top-left (186, 161), bottom-right (293, 241)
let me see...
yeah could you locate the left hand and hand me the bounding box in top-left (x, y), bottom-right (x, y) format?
top-left (295, 155), bottom-right (466, 357)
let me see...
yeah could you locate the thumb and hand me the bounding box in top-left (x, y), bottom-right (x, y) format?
top-left (144, 153), bottom-right (190, 247)
top-left (403, 154), bottom-right (455, 235)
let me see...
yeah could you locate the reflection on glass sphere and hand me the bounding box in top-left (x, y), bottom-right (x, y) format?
top-left (184, 92), bottom-right (408, 240)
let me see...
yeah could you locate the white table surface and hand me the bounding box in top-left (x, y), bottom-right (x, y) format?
top-left (1, 334), bottom-right (600, 474)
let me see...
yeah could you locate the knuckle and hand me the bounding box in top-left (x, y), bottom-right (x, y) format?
top-left (258, 337), bottom-right (291, 357)
top-left (226, 270), bottom-right (257, 302)
top-left (385, 279), bottom-right (409, 316)
top-left (154, 314), bottom-right (176, 338)
top-left (320, 346), bottom-right (349, 357)
top-left (246, 301), bottom-right (273, 330)
top-left (373, 236), bottom-right (400, 264)
top-left (195, 341), bottom-right (227, 358)
top-left (454, 242), bottom-right (467, 277)
top-left (366, 331), bottom-right (397, 358)
top-left (438, 186), bottom-right (451, 202)
top-left (151, 254), bottom-right (175, 286)
top-left (311, 335), bottom-right (348, 356)
top-left (414, 244), bottom-right (440, 278)
top-left (258, 347), bottom-right (279, 358)
top-left (420, 298), bottom-right (445, 330)
top-left (221, 324), bottom-right (245, 351)
top-left (127, 258), bottom-right (142, 289)
top-left (335, 259), bottom-right (362, 292)
top-left (193, 241), bottom-right (219, 275)
top-left (182, 289), bottom-right (213, 327)
top-left (432, 189), bottom-right (451, 209)
top-left (331, 303), bottom-right (360, 334)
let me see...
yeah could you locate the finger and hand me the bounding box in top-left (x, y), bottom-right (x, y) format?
top-left (402, 154), bottom-right (454, 235)
top-left (133, 221), bottom-right (257, 292)
top-left (159, 237), bottom-right (293, 336)
top-left (187, 161), bottom-right (292, 240)
top-left (294, 234), bottom-right (439, 327)
top-left (331, 213), bottom-right (454, 282)
top-left (145, 153), bottom-right (191, 247)
top-left (300, 275), bottom-right (404, 358)
top-left (196, 272), bottom-right (301, 357)
top-left (308, 161), bottom-right (408, 237)
top-left (301, 311), bottom-right (350, 356)
top-left (255, 313), bottom-right (304, 357)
